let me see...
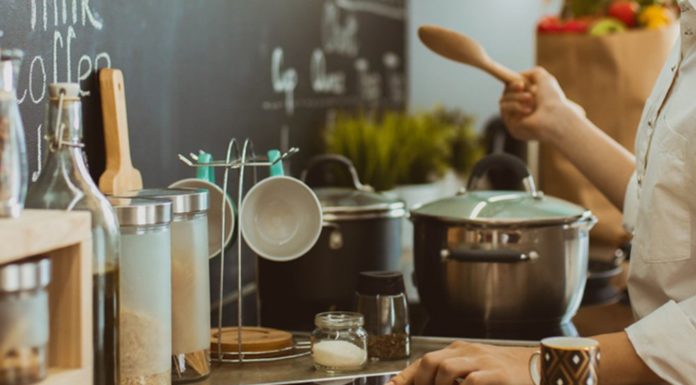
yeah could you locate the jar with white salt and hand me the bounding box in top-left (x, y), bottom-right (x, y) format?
top-left (311, 312), bottom-right (368, 373)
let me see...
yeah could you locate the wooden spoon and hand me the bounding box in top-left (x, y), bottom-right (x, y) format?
top-left (98, 68), bottom-right (143, 195)
top-left (418, 25), bottom-right (524, 84)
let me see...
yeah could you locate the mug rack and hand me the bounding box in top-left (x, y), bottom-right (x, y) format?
top-left (178, 138), bottom-right (309, 364)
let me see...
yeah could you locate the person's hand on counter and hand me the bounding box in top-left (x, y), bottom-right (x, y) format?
top-left (385, 341), bottom-right (536, 385)
top-left (385, 332), bottom-right (662, 385)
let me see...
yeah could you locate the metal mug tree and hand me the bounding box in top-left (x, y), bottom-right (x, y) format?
top-left (178, 138), bottom-right (310, 363)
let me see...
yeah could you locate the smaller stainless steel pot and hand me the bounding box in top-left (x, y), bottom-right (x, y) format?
top-left (410, 154), bottom-right (597, 324)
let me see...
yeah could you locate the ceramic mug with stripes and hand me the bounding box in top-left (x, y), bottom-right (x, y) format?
top-left (529, 337), bottom-right (600, 385)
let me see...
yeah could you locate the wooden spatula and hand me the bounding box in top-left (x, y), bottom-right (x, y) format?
top-left (418, 25), bottom-right (525, 84)
top-left (98, 68), bottom-right (143, 195)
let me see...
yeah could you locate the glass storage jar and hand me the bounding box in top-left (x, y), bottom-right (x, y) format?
top-left (311, 312), bottom-right (367, 373)
top-left (119, 188), bottom-right (210, 382)
top-left (356, 271), bottom-right (410, 360)
top-left (109, 197), bottom-right (172, 385)
top-left (0, 256), bottom-right (51, 385)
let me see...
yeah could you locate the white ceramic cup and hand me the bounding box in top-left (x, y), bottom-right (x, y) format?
top-left (169, 178), bottom-right (235, 259)
top-left (240, 155), bottom-right (322, 262)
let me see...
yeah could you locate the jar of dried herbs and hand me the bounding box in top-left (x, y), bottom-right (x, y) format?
top-left (356, 271), bottom-right (410, 360)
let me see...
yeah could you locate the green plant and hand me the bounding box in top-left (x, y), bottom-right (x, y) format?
top-left (323, 108), bottom-right (483, 191)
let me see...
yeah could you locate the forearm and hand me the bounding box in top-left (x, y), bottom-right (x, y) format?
top-left (592, 332), bottom-right (662, 385)
top-left (546, 109), bottom-right (635, 209)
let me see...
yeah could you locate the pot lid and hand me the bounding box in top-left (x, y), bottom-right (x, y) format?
top-left (314, 187), bottom-right (405, 215)
top-left (411, 190), bottom-right (591, 226)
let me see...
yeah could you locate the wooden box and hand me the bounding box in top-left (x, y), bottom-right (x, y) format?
top-left (0, 210), bottom-right (93, 385)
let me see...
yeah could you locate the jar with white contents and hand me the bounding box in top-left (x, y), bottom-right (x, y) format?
top-left (311, 312), bottom-right (367, 373)
top-left (109, 196), bottom-right (173, 385)
top-left (118, 188), bottom-right (210, 383)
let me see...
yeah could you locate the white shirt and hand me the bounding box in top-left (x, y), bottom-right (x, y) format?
top-left (623, 1), bottom-right (696, 383)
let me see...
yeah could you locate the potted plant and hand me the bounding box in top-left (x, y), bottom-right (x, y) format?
top-left (323, 107), bottom-right (482, 192)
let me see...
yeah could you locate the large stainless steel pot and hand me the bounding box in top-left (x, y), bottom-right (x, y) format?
top-left (258, 155), bottom-right (406, 331)
top-left (410, 154), bottom-right (596, 325)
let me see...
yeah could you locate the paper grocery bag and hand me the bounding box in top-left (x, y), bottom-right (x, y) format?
top-left (536, 25), bottom-right (677, 247)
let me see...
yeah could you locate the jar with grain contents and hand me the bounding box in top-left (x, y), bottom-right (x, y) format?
top-left (109, 197), bottom-right (172, 385)
top-left (0, 256), bottom-right (51, 385)
top-left (311, 312), bottom-right (367, 373)
top-left (119, 188), bottom-right (210, 383)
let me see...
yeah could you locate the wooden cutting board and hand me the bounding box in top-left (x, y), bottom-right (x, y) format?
top-left (210, 326), bottom-right (293, 353)
top-left (98, 68), bottom-right (143, 195)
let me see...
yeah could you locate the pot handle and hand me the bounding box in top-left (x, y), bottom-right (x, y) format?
top-left (466, 153), bottom-right (539, 197)
top-left (300, 154), bottom-right (373, 192)
top-left (441, 248), bottom-right (539, 263)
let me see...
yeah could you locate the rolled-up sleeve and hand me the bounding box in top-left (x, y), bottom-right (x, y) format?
top-left (626, 297), bottom-right (696, 384)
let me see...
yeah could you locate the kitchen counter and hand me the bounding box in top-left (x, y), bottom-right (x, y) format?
top-left (200, 336), bottom-right (536, 385)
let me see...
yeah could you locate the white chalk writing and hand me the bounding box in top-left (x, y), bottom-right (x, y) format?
top-left (271, 48), bottom-right (298, 115)
top-left (321, 2), bottom-right (359, 57)
top-left (12, 1), bottom-right (111, 178)
top-left (310, 49), bottom-right (345, 95)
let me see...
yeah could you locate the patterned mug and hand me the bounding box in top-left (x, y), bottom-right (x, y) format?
top-left (529, 337), bottom-right (600, 385)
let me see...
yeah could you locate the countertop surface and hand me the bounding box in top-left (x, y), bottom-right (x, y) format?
top-left (197, 336), bottom-right (536, 385)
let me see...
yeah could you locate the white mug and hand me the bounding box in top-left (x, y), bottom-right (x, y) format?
top-left (169, 178), bottom-right (235, 259)
top-left (240, 150), bottom-right (323, 262)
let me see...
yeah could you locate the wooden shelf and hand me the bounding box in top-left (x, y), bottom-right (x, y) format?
top-left (0, 209), bottom-right (93, 385)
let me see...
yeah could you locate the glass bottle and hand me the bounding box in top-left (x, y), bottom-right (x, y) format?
top-left (25, 83), bottom-right (120, 385)
top-left (0, 48), bottom-right (28, 218)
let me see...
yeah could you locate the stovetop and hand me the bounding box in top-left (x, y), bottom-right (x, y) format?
top-left (423, 318), bottom-right (578, 340)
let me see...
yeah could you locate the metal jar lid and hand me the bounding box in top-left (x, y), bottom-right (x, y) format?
top-left (108, 197), bottom-right (172, 227)
top-left (0, 257), bottom-right (51, 293)
top-left (314, 311), bottom-right (364, 330)
top-left (119, 188), bottom-right (209, 215)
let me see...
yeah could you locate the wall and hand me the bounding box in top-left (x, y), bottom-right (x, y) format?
top-left (407, 0), bottom-right (562, 130)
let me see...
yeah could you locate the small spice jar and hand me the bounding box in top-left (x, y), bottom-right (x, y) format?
top-left (0, 256), bottom-right (51, 385)
top-left (356, 271), bottom-right (410, 360)
top-left (120, 188), bottom-right (211, 382)
top-left (110, 197), bottom-right (173, 385)
top-left (311, 312), bottom-right (367, 373)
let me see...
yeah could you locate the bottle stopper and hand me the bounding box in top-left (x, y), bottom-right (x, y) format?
top-left (48, 83), bottom-right (80, 100)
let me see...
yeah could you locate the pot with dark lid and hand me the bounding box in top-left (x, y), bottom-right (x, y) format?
top-left (258, 155), bottom-right (406, 331)
top-left (410, 153), bottom-right (597, 325)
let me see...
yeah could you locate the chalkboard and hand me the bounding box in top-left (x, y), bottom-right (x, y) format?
top-left (1, 0), bottom-right (407, 325)
top-left (0, 0), bottom-right (406, 184)
top-left (0, 0), bottom-right (406, 325)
